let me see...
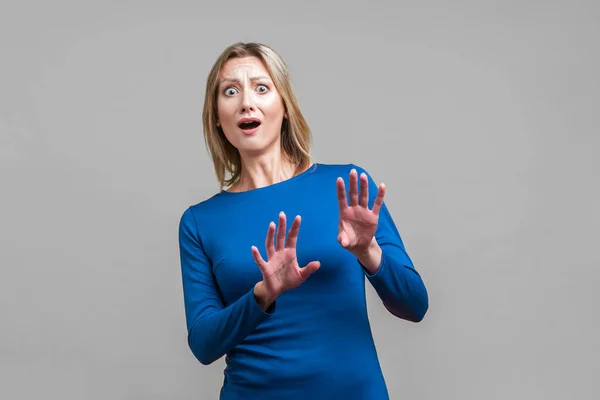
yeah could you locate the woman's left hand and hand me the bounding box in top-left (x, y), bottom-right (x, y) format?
top-left (336, 168), bottom-right (386, 259)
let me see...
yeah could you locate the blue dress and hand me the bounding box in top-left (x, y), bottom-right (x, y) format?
top-left (178, 163), bottom-right (429, 399)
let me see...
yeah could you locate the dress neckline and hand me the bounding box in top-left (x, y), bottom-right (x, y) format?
top-left (219, 163), bottom-right (318, 196)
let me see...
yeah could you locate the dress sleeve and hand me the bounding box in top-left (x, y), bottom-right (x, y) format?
top-left (178, 207), bottom-right (275, 365)
top-left (352, 165), bottom-right (429, 322)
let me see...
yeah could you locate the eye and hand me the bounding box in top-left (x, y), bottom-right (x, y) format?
top-left (223, 87), bottom-right (238, 96)
top-left (256, 84), bottom-right (269, 93)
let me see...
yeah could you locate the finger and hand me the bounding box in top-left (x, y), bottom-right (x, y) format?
top-left (286, 215), bottom-right (301, 248)
top-left (338, 230), bottom-right (349, 248)
top-left (251, 246), bottom-right (267, 270)
top-left (359, 172), bottom-right (369, 207)
top-left (265, 221), bottom-right (276, 259)
top-left (336, 177), bottom-right (348, 211)
top-left (349, 169), bottom-right (359, 206)
top-left (299, 261), bottom-right (320, 280)
top-left (276, 211), bottom-right (286, 250)
top-left (371, 183), bottom-right (386, 216)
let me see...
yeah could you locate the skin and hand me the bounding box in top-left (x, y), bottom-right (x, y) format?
top-left (216, 56), bottom-right (387, 311)
top-left (217, 56), bottom-right (293, 192)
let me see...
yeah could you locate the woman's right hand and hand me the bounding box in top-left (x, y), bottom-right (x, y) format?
top-left (252, 211), bottom-right (321, 311)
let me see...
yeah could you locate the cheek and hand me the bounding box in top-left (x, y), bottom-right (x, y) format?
top-left (261, 95), bottom-right (285, 116)
top-left (217, 99), bottom-right (236, 122)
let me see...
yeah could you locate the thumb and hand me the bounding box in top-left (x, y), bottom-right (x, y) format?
top-left (299, 261), bottom-right (320, 280)
top-left (338, 231), bottom-right (348, 248)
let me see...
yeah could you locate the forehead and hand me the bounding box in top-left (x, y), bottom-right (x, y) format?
top-left (219, 56), bottom-right (271, 79)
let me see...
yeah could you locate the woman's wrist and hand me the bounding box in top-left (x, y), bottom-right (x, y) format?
top-left (356, 238), bottom-right (383, 275)
top-left (253, 281), bottom-right (277, 311)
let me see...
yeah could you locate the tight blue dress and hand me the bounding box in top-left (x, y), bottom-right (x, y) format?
top-left (178, 163), bottom-right (429, 399)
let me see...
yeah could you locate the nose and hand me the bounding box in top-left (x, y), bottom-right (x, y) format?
top-left (240, 88), bottom-right (255, 113)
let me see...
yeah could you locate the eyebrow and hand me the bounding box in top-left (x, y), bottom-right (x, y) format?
top-left (219, 76), bottom-right (272, 85)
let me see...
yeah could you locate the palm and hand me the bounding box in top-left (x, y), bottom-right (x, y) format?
top-left (251, 212), bottom-right (320, 298)
top-left (260, 248), bottom-right (304, 294)
top-left (336, 169), bottom-right (386, 255)
top-left (338, 207), bottom-right (378, 249)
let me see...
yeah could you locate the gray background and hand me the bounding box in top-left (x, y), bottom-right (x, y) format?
top-left (1, 0), bottom-right (599, 399)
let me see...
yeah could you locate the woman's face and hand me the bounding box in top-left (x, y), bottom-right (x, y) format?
top-left (217, 56), bottom-right (286, 157)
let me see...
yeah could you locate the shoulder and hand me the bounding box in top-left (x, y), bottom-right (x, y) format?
top-left (179, 192), bottom-right (225, 230)
top-left (313, 162), bottom-right (382, 196)
top-left (313, 162), bottom-right (365, 172)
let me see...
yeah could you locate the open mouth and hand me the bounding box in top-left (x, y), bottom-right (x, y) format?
top-left (238, 120), bottom-right (261, 130)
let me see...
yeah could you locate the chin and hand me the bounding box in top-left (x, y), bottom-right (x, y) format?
top-left (237, 137), bottom-right (280, 156)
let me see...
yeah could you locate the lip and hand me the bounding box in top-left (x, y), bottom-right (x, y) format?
top-left (237, 117), bottom-right (262, 135)
top-left (237, 117), bottom-right (262, 125)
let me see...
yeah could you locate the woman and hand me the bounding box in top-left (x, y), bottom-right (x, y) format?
top-left (178, 42), bottom-right (429, 399)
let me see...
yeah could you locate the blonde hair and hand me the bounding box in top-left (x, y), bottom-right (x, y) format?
top-left (202, 42), bottom-right (313, 190)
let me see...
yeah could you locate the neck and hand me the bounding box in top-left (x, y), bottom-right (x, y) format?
top-left (230, 150), bottom-right (298, 192)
